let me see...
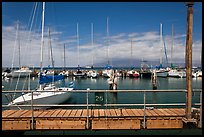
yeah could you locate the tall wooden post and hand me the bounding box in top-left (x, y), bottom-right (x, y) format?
top-left (185, 2), bottom-right (194, 120)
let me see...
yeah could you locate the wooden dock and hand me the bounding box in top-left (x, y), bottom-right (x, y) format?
top-left (3, 108), bottom-right (197, 130)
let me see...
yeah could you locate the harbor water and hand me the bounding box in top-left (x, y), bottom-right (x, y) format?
top-left (2, 74), bottom-right (202, 135)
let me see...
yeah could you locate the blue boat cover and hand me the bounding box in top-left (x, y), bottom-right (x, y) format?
top-left (39, 73), bottom-right (65, 84)
top-left (105, 64), bottom-right (112, 69)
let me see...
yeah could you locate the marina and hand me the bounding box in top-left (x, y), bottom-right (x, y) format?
top-left (2, 2), bottom-right (202, 135)
top-left (2, 77), bottom-right (202, 133)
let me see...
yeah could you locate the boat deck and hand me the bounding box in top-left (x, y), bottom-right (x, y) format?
top-left (2, 108), bottom-right (193, 130)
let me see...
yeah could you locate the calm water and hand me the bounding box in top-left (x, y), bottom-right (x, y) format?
top-left (2, 76), bottom-right (202, 135)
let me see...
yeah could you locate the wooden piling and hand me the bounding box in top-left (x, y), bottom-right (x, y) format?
top-left (185, 2), bottom-right (194, 120)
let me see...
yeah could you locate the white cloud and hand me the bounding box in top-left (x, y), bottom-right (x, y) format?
top-left (2, 24), bottom-right (202, 68)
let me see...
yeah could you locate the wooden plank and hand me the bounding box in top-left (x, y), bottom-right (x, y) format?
top-left (89, 109), bottom-right (92, 117)
top-left (163, 109), bottom-right (178, 116)
top-left (125, 109), bottom-right (135, 116)
top-left (19, 110), bottom-right (32, 117)
top-left (92, 119), bottom-right (140, 129)
top-left (104, 109), bottom-right (111, 117)
top-left (136, 109), bottom-right (145, 116)
top-left (2, 110), bottom-right (17, 118)
top-left (56, 109), bottom-right (67, 117)
top-left (146, 119), bottom-right (183, 129)
top-left (99, 109), bottom-right (105, 117)
top-left (63, 110), bottom-right (72, 117)
top-left (75, 109), bottom-right (83, 117)
top-left (109, 109), bottom-right (117, 117)
top-left (81, 109), bottom-right (91, 117)
top-left (7, 110), bottom-right (28, 118)
top-left (81, 109), bottom-right (87, 117)
top-left (122, 109), bottom-right (129, 116)
top-left (168, 109), bottom-right (183, 116)
top-left (157, 109), bottom-right (172, 116)
top-left (43, 110), bottom-right (56, 117)
top-left (131, 109), bottom-right (143, 116)
top-left (2, 120), bottom-right (30, 130)
top-left (93, 109), bottom-right (99, 117)
top-left (148, 109), bottom-right (159, 116)
top-left (145, 109), bottom-right (154, 117)
top-left (34, 110), bottom-right (45, 117)
top-left (115, 109), bottom-right (122, 116)
top-left (50, 109), bottom-right (62, 117)
top-left (35, 119), bottom-right (86, 129)
top-left (69, 109), bottom-right (78, 117)
top-left (171, 108), bottom-right (185, 116)
top-left (37, 110), bottom-right (50, 117)
top-left (176, 108), bottom-right (185, 114)
top-left (168, 109), bottom-right (180, 116)
top-left (153, 109), bottom-right (166, 116)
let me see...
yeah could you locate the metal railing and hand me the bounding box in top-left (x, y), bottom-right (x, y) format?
top-left (2, 89), bottom-right (202, 129)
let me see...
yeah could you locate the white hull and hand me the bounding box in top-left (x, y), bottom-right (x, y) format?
top-left (168, 70), bottom-right (186, 78)
top-left (192, 71), bottom-right (202, 78)
top-left (102, 69), bottom-right (112, 78)
top-left (12, 67), bottom-right (32, 78)
top-left (12, 71), bottom-right (32, 78)
top-left (8, 87), bottom-right (73, 109)
top-left (91, 72), bottom-right (97, 78)
top-left (87, 70), bottom-right (98, 78)
top-left (156, 71), bottom-right (168, 77)
top-left (73, 72), bottom-right (86, 78)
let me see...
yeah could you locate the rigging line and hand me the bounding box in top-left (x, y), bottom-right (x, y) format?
top-left (26, 2), bottom-right (38, 66)
top-left (20, 2), bottom-right (38, 67)
top-left (27, 2), bottom-right (37, 31)
top-left (11, 22), bottom-right (19, 70)
top-left (13, 74), bottom-right (21, 100)
top-left (12, 3), bottom-right (38, 99)
top-left (9, 22), bottom-right (19, 97)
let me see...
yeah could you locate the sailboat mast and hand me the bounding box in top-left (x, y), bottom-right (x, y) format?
top-left (107, 17), bottom-right (110, 65)
top-left (64, 43), bottom-right (66, 70)
top-left (159, 23), bottom-right (163, 67)
top-left (91, 23), bottom-right (94, 67)
top-left (171, 24), bottom-right (174, 67)
top-left (77, 22), bottom-right (79, 66)
top-left (40, 2), bottom-right (45, 72)
top-left (130, 39), bottom-right (133, 67)
top-left (48, 27), bottom-right (54, 68)
top-left (17, 21), bottom-right (21, 69)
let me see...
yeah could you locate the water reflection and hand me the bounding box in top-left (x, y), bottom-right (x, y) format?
top-left (108, 92), bottom-right (117, 104)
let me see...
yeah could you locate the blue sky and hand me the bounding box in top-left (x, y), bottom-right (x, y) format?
top-left (2, 2), bottom-right (202, 68)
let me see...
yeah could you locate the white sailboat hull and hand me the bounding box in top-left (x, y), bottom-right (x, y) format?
top-left (12, 70), bottom-right (32, 78)
top-left (168, 70), bottom-right (186, 78)
top-left (102, 69), bottom-right (112, 78)
top-left (73, 72), bottom-right (86, 78)
top-left (8, 88), bottom-right (74, 109)
top-left (156, 71), bottom-right (168, 77)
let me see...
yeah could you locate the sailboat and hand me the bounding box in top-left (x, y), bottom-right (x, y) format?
top-left (11, 22), bottom-right (32, 78)
top-left (155, 23), bottom-right (169, 77)
top-left (102, 17), bottom-right (113, 78)
top-left (167, 24), bottom-right (186, 78)
top-left (87, 23), bottom-right (98, 78)
top-left (73, 23), bottom-right (86, 78)
top-left (8, 2), bottom-right (75, 110)
top-left (127, 39), bottom-right (140, 78)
